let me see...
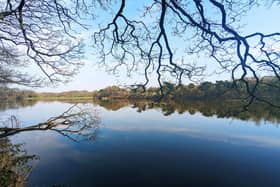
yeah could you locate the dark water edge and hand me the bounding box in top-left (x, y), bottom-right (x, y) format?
top-left (0, 100), bottom-right (280, 187)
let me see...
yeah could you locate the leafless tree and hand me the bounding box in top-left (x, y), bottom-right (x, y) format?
top-left (1, 0), bottom-right (279, 106)
top-left (0, 0), bottom-right (98, 86)
top-left (93, 0), bottom-right (280, 107)
top-left (0, 104), bottom-right (101, 142)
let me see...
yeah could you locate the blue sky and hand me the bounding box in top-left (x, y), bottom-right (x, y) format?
top-left (35, 1), bottom-right (280, 92)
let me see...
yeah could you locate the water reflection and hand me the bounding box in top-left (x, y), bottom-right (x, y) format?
top-left (0, 101), bottom-right (279, 186)
top-left (95, 99), bottom-right (280, 124)
top-left (0, 104), bottom-right (101, 186)
top-left (0, 100), bottom-right (37, 111)
top-left (1, 99), bottom-right (279, 124)
top-left (0, 104), bottom-right (101, 141)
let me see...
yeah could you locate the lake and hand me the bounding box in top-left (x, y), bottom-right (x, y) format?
top-left (1, 100), bottom-right (280, 187)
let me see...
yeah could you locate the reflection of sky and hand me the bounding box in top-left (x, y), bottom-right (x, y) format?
top-left (0, 102), bottom-right (74, 126)
top-left (5, 101), bottom-right (280, 186)
top-left (99, 106), bottom-right (280, 148)
top-left (3, 101), bottom-right (280, 148)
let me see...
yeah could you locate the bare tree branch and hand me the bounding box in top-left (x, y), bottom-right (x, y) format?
top-left (93, 0), bottom-right (280, 107)
top-left (0, 104), bottom-right (101, 142)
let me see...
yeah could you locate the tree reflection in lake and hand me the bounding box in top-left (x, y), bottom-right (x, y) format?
top-left (95, 99), bottom-right (280, 125)
top-left (0, 100), bottom-right (37, 112)
top-left (0, 100), bottom-right (279, 186)
top-left (0, 104), bottom-right (101, 141)
top-left (0, 104), bottom-right (101, 186)
top-left (1, 98), bottom-right (279, 125)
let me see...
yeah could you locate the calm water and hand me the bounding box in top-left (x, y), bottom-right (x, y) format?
top-left (1, 100), bottom-right (280, 186)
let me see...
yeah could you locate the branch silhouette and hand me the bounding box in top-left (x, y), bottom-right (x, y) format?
top-left (1, 0), bottom-right (279, 107)
top-left (0, 104), bottom-right (101, 142)
top-left (93, 0), bottom-right (280, 107)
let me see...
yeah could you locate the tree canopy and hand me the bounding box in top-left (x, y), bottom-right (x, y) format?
top-left (1, 0), bottom-right (280, 106)
top-left (0, 0), bottom-right (88, 86)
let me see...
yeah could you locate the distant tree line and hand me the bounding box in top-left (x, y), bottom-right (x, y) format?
top-left (1, 76), bottom-right (279, 107)
top-left (94, 76), bottom-right (280, 107)
top-left (1, 79), bottom-right (280, 124)
top-left (0, 86), bottom-right (37, 101)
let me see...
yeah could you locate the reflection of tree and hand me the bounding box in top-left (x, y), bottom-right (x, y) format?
top-left (96, 99), bottom-right (130, 111)
top-left (94, 99), bottom-right (280, 125)
top-left (0, 138), bottom-right (38, 187)
top-left (0, 104), bottom-right (101, 186)
top-left (0, 104), bottom-right (101, 142)
top-left (0, 100), bottom-right (37, 111)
